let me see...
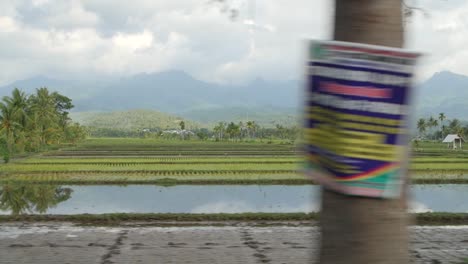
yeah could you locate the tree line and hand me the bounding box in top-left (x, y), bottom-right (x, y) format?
top-left (0, 88), bottom-right (86, 162)
top-left (416, 113), bottom-right (468, 140)
top-left (88, 119), bottom-right (300, 142)
top-left (133, 121), bottom-right (300, 142)
top-left (210, 121), bottom-right (299, 141)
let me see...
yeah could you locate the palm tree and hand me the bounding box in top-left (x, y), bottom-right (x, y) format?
top-left (432, 120), bottom-right (439, 139)
top-left (3, 89), bottom-right (30, 151)
top-left (29, 88), bottom-right (58, 146)
top-left (0, 88), bottom-right (84, 154)
top-left (0, 101), bottom-right (20, 155)
top-left (320, 1), bottom-right (409, 263)
top-left (417, 118), bottom-right (426, 138)
top-left (238, 121), bottom-right (246, 139)
top-left (438, 113), bottom-right (446, 139)
top-left (441, 125), bottom-right (448, 136)
top-left (226, 122), bottom-right (240, 141)
top-left (438, 113), bottom-right (446, 122)
top-left (449, 119), bottom-right (462, 134)
top-left (427, 116), bottom-right (438, 140)
top-left (252, 121), bottom-right (259, 138)
top-left (427, 116), bottom-right (434, 129)
top-left (3, 88), bottom-right (29, 128)
top-left (213, 122), bottom-right (226, 140)
top-left (246, 121), bottom-right (257, 139)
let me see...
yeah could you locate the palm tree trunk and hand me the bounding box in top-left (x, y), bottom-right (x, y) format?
top-left (320, 1), bottom-right (409, 263)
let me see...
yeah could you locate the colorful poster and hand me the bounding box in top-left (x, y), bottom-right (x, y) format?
top-left (305, 41), bottom-right (420, 198)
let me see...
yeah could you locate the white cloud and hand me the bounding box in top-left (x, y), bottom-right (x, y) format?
top-left (0, 0), bottom-right (464, 86)
top-left (407, 0), bottom-right (468, 81)
top-left (112, 30), bottom-right (153, 52)
top-left (32, 0), bottom-right (50, 7)
top-left (0, 0), bottom-right (334, 85)
top-left (43, 1), bottom-right (99, 29)
top-left (0, 16), bottom-right (18, 32)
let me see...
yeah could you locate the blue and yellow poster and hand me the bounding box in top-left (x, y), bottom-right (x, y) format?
top-left (305, 41), bottom-right (419, 198)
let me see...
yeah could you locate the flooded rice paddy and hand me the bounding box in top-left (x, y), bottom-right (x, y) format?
top-left (0, 184), bottom-right (467, 215)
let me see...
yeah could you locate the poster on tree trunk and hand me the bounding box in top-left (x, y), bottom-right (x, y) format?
top-left (305, 40), bottom-right (420, 198)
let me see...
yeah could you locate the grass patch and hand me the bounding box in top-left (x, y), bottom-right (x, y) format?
top-left (0, 173), bottom-right (310, 185)
top-left (411, 163), bottom-right (468, 170)
top-left (1, 170), bottom-right (467, 185)
top-left (0, 163), bottom-right (298, 172)
top-left (416, 213), bottom-right (468, 226)
top-left (0, 212), bottom-right (466, 226)
top-left (19, 157), bottom-right (300, 164)
top-left (0, 213), bottom-right (317, 225)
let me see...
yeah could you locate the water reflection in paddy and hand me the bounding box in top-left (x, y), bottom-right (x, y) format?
top-left (0, 184), bottom-right (466, 215)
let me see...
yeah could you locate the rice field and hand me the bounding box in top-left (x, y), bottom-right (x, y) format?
top-left (0, 138), bottom-right (306, 184)
top-left (1, 138), bottom-right (467, 184)
top-left (0, 173), bottom-right (307, 185)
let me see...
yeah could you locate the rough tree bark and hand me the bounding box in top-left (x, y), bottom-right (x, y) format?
top-left (319, 1), bottom-right (409, 263)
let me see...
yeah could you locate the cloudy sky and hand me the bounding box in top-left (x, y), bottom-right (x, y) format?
top-left (0, 0), bottom-right (465, 86)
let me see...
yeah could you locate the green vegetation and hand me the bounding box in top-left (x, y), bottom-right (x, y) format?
top-left (0, 138), bottom-right (305, 184)
top-left (0, 213), bottom-right (316, 224)
top-left (0, 174), bottom-right (307, 185)
top-left (408, 141), bottom-right (468, 182)
top-left (415, 212), bottom-right (468, 226)
top-left (0, 89), bottom-right (466, 227)
top-left (20, 157), bottom-right (299, 164)
top-left (72, 109), bottom-right (300, 140)
top-left (0, 212), bottom-right (465, 226)
top-left (0, 138), bottom-right (466, 226)
top-left (0, 163), bottom-right (296, 172)
top-left (72, 110), bottom-right (200, 137)
top-left (0, 138), bottom-right (468, 184)
top-left (416, 112), bottom-right (467, 140)
top-left (73, 137), bottom-right (295, 147)
top-left (180, 106), bottom-right (299, 128)
top-left (0, 138), bottom-right (8, 163)
top-left (0, 88), bottom-right (86, 163)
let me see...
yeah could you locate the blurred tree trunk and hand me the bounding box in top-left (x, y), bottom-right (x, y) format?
top-left (319, 1), bottom-right (409, 263)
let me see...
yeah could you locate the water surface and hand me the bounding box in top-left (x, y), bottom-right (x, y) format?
top-left (0, 184), bottom-right (466, 215)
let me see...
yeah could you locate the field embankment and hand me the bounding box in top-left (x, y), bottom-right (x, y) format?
top-left (0, 212), bottom-right (466, 226)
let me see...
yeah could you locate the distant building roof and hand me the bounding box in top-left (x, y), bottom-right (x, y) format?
top-left (442, 134), bottom-right (465, 143)
top-left (162, 129), bottom-right (195, 135)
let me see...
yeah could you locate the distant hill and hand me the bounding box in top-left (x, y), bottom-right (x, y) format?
top-left (70, 110), bottom-right (200, 131)
top-left (0, 76), bottom-right (109, 101)
top-left (0, 71), bottom-right (301, 124)
top-left (415, 71), bottom-right (468, 119)
top-left (179, 106), bottom-right (300, 127)
top-left (75, 70), bottom-right (302, 126)
top-left (3, 70), bottom-right (468, 123)
top-left (71, 71), bottom-right (301, 113)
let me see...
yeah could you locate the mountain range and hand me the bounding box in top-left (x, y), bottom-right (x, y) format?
top-left (414, 71), bottom-right (468, 119)
top-left (0, 70), bottom-right (467, 124)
